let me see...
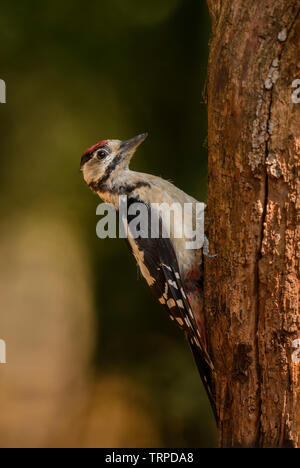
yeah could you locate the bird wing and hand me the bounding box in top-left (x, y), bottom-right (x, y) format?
top-left (124, 199), bottom-right (214, 370)
top-left (127, 233), bottom-right (213, 364)
top-left (124, 198), bottom-right (216, 418)
top-left (126, 231), bottom-right (216, 414)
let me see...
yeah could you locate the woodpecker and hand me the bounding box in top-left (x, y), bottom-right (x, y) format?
top-left (80, 133), bottom-right (217, 419)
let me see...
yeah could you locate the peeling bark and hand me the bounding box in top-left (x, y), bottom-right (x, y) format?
top-left (205, 0), bottom-right (300, 448)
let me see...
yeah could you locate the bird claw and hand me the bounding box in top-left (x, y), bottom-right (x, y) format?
top-left (204, 252), bottom-right (218, 258)
top-left (203, 235), bottom-right (217, 258)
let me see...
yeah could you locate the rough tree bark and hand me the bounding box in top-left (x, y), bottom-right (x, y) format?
top-left (205, 0), bottom-right (300, 448)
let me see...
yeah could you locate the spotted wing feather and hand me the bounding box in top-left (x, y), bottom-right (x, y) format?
top-left (124, 208), bottom-right (213, 371)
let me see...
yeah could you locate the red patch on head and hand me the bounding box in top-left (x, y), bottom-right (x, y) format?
top-left (83, 140), bottom-right (108, 156)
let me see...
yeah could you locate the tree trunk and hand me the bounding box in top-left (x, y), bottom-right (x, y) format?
top-left (205, 0), bottom-right (300, 448)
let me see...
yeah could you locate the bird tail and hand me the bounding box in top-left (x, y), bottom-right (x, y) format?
top-left (187, 336), bottom-right (218, 423)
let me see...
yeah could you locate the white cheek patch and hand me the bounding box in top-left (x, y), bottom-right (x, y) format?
top-left (83, 157), bottom-right (109, 185)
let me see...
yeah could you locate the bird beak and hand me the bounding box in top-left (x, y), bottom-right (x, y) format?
top-left (122, 133), bottom-right (148, 154)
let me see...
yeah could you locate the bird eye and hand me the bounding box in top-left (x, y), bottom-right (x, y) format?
top-left (97, 150), bottom-right (107, 160)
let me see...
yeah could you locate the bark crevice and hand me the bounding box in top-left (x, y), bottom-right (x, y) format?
top-left (257, 10), bottom-right (300, 446)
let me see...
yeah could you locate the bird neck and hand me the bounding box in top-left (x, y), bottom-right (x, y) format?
top-left (95, 169), bottom-right (151, 209)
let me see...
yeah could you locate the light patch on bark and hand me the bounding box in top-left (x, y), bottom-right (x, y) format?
top-left (265, 153), bottom-right (283, 178)
top-left (268, 120), bottom-right (278, 135)
top-left (264, 58), bottom-right (280, 90)
top-left (278, 28), bottom-right (288, 42)
top-left (250, 92), bottom-right (266, 171)
top-left (250, 56), bottom-right (282, 172)
top-left (291, 79), bottom-right (300, 104)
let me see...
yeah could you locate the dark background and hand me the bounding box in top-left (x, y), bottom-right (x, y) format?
top-left (0, 0), bottom-right (216, 448)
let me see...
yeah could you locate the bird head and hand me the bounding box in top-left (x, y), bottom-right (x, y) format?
top-left (80, 133), bottom-right (148, 187)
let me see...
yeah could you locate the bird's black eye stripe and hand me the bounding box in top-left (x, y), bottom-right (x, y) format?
top-left (97, 150), bottom-right (107, 160)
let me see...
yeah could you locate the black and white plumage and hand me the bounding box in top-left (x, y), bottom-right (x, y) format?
top-left (80, 133), bottom-right (216, 419)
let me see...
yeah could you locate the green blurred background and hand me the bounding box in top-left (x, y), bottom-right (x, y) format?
top-left (0, 0), bottom-right (216, 448)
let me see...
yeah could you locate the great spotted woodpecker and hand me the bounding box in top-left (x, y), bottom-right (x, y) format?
top-left (80, 133), bottom-right (217, 419)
